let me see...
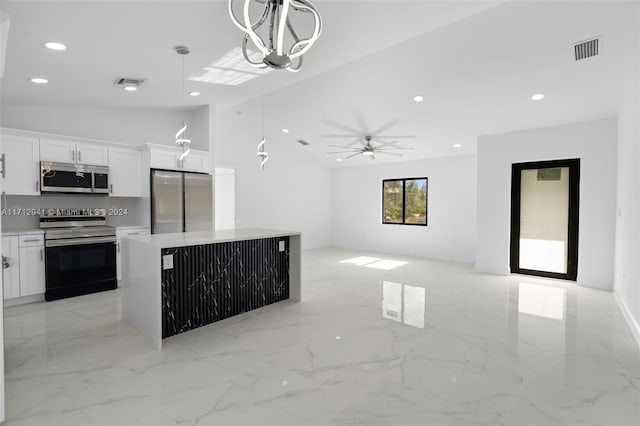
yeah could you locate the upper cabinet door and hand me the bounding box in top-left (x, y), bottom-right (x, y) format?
top-left (76, 142), bottom-right (108, 166)
top-left (149, 147), bottom-right (179, 170)
top-left (40, 138), bottom-right (75, 163)
top-left (108, 147), bottom-right (141, 197)
top-left (182, 151), bottom-right (210, 174)
top-left (1, 135), bottom-right (40, 195)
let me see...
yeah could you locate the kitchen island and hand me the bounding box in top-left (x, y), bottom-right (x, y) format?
top-left (121, 228), bottom-right (301, 349)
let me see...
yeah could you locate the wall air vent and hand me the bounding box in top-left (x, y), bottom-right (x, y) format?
top-left (113, 77), bottom-right (146, 87)
top-left (296, 139), bottom-right (310, 146)
top-left (573, 36), bottom-right (601, 61)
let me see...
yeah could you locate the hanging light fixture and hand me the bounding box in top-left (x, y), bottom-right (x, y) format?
top-left (256, 85), bottom-right (269, 170)
top-left (175, 46), bottom-right (191, 165)
top-left (228, 0), bottom-right (322, 72)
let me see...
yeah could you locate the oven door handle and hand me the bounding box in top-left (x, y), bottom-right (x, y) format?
top-left (46, 236), bottom-right (116, 247)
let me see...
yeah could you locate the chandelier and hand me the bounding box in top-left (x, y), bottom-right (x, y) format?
top-left (228, 0), bottom-right (322, 72)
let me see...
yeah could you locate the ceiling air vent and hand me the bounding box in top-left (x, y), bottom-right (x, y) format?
top-left (573, 36), bottom-right (601, 61)
top-left (114, 77), bottom-right (146, 88)
top-left (296, 139), bottom-right (310, 146)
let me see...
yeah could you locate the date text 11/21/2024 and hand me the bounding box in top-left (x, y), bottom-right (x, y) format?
top-left (1, 208), bottom-right (129, 217)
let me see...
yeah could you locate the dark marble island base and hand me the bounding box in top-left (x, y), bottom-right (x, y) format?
top-left (161, 237), bottom-right (290, 338)
top-left (121, 229), bottom-right (301, 349)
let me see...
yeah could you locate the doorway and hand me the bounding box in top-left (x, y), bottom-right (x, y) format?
top-left (510, 159), bottom-right (580, 280)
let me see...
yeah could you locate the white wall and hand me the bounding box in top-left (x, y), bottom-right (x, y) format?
top-left (214, 102), bottom-right (331, 250)
top-left (214, 168), bottom-right (235, 230)
top-left (0, 104), bottom-right (209, 150)
top-left (331, 155), bottom-right (477, 262)
top-left (476, 118), bottom-right (617, 290)
top-left (613, 6), bottom-right (640, 345)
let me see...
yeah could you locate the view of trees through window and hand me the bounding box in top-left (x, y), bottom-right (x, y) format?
top-left (383, 178), bottom-right (428, 226)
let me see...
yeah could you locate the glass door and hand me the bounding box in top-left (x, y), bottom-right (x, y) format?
top-left (510, 159), bottom-right (580, 280)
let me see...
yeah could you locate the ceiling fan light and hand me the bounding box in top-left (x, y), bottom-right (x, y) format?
top-left (362, 151), bottom-right (374, 157)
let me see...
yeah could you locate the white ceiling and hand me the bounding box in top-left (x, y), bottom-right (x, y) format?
top-left (0, 1), bottom-right (637, 168)
top-left (0, 1), bottom-right (502, 109)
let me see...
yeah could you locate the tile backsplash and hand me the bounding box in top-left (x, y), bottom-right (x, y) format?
top-left (2, 195), bottom-right (142, 230)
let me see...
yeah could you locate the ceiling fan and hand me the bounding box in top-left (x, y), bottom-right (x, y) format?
top-left (327, 135), bottom-right (414, 160)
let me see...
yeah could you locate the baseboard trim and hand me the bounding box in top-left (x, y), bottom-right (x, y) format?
top-left (614, 291), bottom-right (640, 350)
top-left (4, 293), bottom-right (44, 307)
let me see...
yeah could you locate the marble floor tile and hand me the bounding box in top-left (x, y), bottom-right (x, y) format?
top-left (3, 248), bottom-right (639, 425)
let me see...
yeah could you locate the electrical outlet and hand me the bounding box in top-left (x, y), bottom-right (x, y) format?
top-left (162, 254), bottom-right (174, 270)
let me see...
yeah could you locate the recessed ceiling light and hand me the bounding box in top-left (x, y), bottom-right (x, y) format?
top-left (29, 77), bottom-right (48, 84)
top-left (42, 41), bottom-right (67, 51)
top-left (453, 144), bottom-right (462, 148)
top-left (282, 128), bottom-right (289, 133)
top-left (123, 86), bottom-right (137, 92)
top-left (189, 91), bottom-right (200, 97)
top-left (531, 93), bottom-right (545, 101)
top-left (413, 95), bottom-right (424, 102)
top-left (336, 158), bottom-right (343, 162)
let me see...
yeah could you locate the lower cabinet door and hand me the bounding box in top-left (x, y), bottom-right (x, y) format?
top-left (2, 237), bottom-right (21, 299)
top-left (19, 246), bottom-right (45, 296)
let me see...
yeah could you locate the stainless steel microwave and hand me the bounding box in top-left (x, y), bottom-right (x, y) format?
top-left (40, 162), bottom-right (110, 194)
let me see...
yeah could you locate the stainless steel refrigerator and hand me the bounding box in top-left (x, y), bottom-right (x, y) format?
top-left (151, 169), bottom-right (213, 234)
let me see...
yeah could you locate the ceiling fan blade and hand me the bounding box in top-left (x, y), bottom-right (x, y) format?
top-left (346, 152), bottom-right (362, 159)
top-left (370, 119), bottom-right (399, 136)
top-left (322, 121), bottom-right (361, 134)
top-left (371, 139), bottom-right (400, 148)
top-left (375, 151), bottom-right (403, 157)
top-left (376, 147), bottom-right (414, 151)
top-left (321, 134), bottom-right (360, 138)
top-left (328, 150), bottom-right (361, 154)
top-left (373, 135), bottom-right (417, 139)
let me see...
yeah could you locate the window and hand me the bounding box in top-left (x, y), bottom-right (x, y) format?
top-left (382, 178), bottom-right (428, 226)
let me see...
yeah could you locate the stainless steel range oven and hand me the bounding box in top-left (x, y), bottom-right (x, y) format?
top-left (41, 211), bottom-right (116, 301)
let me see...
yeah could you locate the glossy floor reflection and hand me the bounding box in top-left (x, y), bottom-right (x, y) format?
top-left (4, 248), bottom-right (640, 425)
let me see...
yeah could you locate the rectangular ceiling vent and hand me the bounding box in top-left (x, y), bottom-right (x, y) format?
top-left (296, 139), bottom-right (310, 146)
top-left (114, 77), bottom-right (146, 87)
top-left (573, 36), bottom-right (601, 61)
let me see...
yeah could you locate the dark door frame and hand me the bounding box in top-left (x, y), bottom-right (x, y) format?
top-left (510, 159), bottom-right (580, 281)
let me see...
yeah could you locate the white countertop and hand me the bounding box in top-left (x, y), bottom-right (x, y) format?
top-left (115, 225), bottom-right (150, 231)
top-left (2, 228), bottom-right (44, 237)
top-left (126, 228), bottom-right (300, 249)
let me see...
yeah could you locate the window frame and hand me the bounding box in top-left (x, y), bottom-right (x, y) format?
top-left (382, 177), bottom-right (428, 226)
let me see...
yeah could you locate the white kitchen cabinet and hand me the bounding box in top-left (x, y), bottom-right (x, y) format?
top-left (76, 142), bottom-right (108, 166)
top-left (2, 236), bottom-right (20, 299)
top-left (182, 151), bottom-right (209, 173)
top-left (116, 227), bottom-right (150, 282)
top-left (41, 138), bottom-right (108, 166)
top-left (40, 138), bottom-right (75, 163)
top-left (18, 245), bottom-right (45, 297)
top-left (0, 134), bottom-right (40, 195)
top-left (148, 145), bottom-right (210, 174)
top-left (1, 232), bottom-right (45, 301)
top-left (108, 147), bottom-right (142, 197)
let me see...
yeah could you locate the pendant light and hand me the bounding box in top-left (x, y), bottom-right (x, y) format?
top-left (256, 84), bottom-right (269, 170)
top-left (175, 46), bottom-right (191, 165)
